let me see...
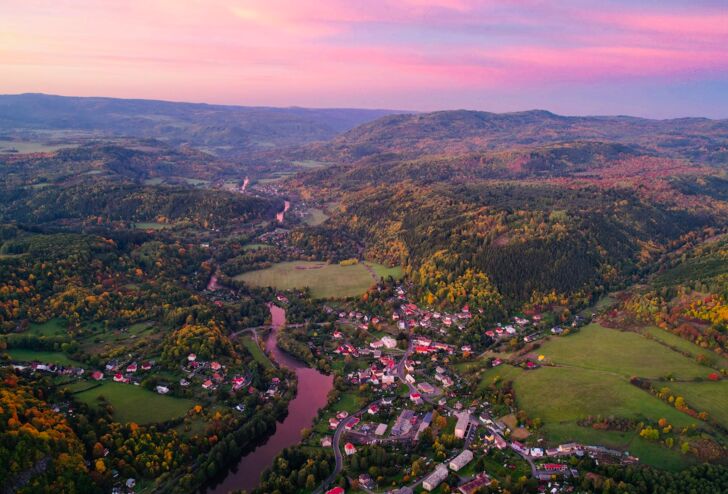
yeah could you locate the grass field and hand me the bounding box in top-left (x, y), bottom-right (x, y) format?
top-left (241, 336), bottom-right (273, 369)
top-left (365, 262), bottom-right (404, 280)
top-left (134, 222), bottom-right (172, 230)
top-left (668, 381), bottom-right (728, 428)
top-left (26, 318), bottom-right (67, 337)
top-left (234, 261), bottom-right (401, 298)
top-left (641, 326), bottom-right (728, 368)
top-left (8, 349), bottom-right (79, 366)
top-left (302, 208), bottom-right (329, 226)
top-left (242, 243), bottom-right (273, 251)
top-left (0, 139), bottom-right (71, 153)
top-left (537, 324), bottom-right (709, 380)
top-left (73, 381), bottom-right (194, 424)
top-left (476, 324), bottom-right (720, 469)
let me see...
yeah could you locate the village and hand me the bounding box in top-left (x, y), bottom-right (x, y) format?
top-left (273, 284), bottom-right (639, 494)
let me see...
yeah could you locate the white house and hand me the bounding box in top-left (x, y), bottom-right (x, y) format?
top-left (449, 450), bottom-right (474, 471)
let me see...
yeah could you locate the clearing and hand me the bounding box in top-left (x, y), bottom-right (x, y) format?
top-left (72, 381), bottom-right (194, 424)
top-left (234, 261), bottom-right (401, 298)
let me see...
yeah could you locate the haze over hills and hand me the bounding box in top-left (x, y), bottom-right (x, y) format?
top-left (0, 93), bottom-right (402, 156)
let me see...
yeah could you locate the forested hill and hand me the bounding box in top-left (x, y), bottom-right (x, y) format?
top-left (0, 93), bottom-right (400, 156)
top-left (290, 109), bottom-right (728, 165)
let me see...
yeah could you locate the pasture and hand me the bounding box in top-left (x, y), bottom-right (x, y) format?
top-left (8, 349), bottom-right (79, 367)
top-left (233, 261), bottom-right (400, 298)
top-left (477, 324), bottom-right (722, 469)
top-left (302, 208), bottom-right (329, 226)
top-left (241, 335), bottom-right (273, 369)
top-left (668, 381), bottom-right (728, 428)
top-left (73, 381), bottom-right (194, 424)
top-left (536, 323), bottom-right (709, 380)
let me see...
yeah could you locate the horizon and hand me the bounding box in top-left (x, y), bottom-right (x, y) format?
top-left (3, 91), bottom-right (726, 121)
top-left (2, 1), bottom-right (727, 119)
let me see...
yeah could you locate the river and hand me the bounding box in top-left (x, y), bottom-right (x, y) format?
top-left (276, 200), bottom-right (290, 223)
top-left (208, 304), bottom-right (333, 494)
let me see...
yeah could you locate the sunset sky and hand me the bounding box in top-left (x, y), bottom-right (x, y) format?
top-left (2, 0), bottom-right (727, 117)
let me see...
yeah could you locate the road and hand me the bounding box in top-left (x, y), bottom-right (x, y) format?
top-left (314, 400), bottom-right (382, 494)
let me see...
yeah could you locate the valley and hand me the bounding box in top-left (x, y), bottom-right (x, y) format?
top-left (1, 96), bottom-right (728, 494)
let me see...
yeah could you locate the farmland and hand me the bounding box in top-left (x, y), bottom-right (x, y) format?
top-left (537, 323), bottom-right (710, 380)
top-left (71, 381), bottom-right (195, 424)
top-left (241, 335), bottom-right (273, 369)
top-left (478, 323), bottom-right (724, 469)
top-left (233, 260), bottom-right (401, 298)
top-left (8, 349), bottom-right (80, 367)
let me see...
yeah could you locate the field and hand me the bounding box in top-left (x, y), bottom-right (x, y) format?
top-left (478, 324), bottom-right (720, 469)
top-left (641, 326), bottom-right (728, 368)
top-left (668, 381), bottom-right (728, 428)
top-left (242, 243), bottom-right (273, 251)
top-left (26, 318), bottom-right (67, 337)
top-left (537, 323), bottom-right (710, 380)
top-left (134, 222), bottom-right (172, 230)
top-left (0, 139), bottom-right (71, 154)
top-left (302, 208), bottom-right (329, 226)
top-left (72, 381), bottom-right (194, 424)
top-left (241, 335), bottom-right (273, 369)
top-left (8, 349), bottom-right (79, 367)
top-left (234, 261), bottom-right (401, 298)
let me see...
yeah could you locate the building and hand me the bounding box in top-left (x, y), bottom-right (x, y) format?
top-left (344, 443), bottom-right (357, 455)
top-left (422, 464), bottom-right (449, 491)
top-left (392, 409), bottom-right (415, 436)
top-left (91, 371), bottom-right (104, 380)
top-left (417, 382), bottom-right (435, 394)
top-left (457, 473), bottom-right (492, 494)
top-left (375, 423), bottom-right (388, 436)
top-left (381, 336), bottom-right (397, 349)
top-left (155, 385), bottom-right (169, 394)
top-left (321, 436), bottom-right (332, 447)
top-left (326, 488), bottom-right (345, 494)
top-left (454, 412), bottom-right (470, 439)
top-left (449, 449), bottom-right (474, 471)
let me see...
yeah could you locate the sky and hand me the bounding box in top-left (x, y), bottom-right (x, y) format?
top-left (1, 0), bottom-right (728, 118)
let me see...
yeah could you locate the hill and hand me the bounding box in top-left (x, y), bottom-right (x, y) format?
top-left (290, 109), bottom-right (728, 165)
top-left (0, 93), bottom-right (401, 156)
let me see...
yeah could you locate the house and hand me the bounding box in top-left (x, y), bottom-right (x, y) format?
top-left (336, 411), bottom-right (349, 419)
top-left (418, 382), bottom-right (435, 394)
top-left (454, 412), bottom-right (470, 439)
top-left (326, 488), bottom-right (345, 494)
top-left (368, 404), bottom-right (380, 415)
top-left (345, 417), bottom-right (360, 430)
top-left (187, 353), bottom-right (197, 362)
top-left (211, 361), bottom-right (222, 371)
top-left (531, 447), bottom-right (544, 457)
top-left (202, 380), bottom-right (214, 390)
top-left (511, 441), bottom-right (529, 455)
top-left (333, 330), bottom-right (343, 339)
top-left (126, 363), bottom-right (137, 373)
top-left (375, 423), bottom-right (388, 436)
top-left (405, 374), bottom-right (416, 384)
top-left (180, 378), bottom-right (190, 387)
top-left (422, 464), bottom-right (449, 491)
top-left (457, 473), bottom-right (492, 494)
top-left (381, 336), bottom-right (397, 349)
top-left (329, 418), bottom-right (340, 429)
top-left (358, 474), bottom-right (374, 489)
top-left (449, 450), bottom-right (474, 471)
top-left (370, 340), bottom-right (384, 349)
top-left (113, 373), bottom-right (124, 383)
top-left (141, 362), bottom-right (152, 371)
top-left (494, 435), bottom-right (507, 449)
top-left (409, 392), bottom-right (423, 404)
top-left (344, 443), bottom-right (357, 455)
top-left (321, 436), bottom-right (332, 447)
top-left (91, 370), bottom-right (104, 381)
top-left (156, 385), bottom-right (170, 394)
